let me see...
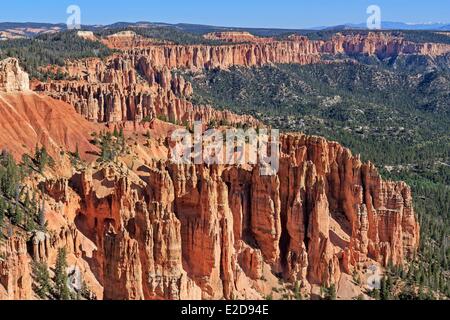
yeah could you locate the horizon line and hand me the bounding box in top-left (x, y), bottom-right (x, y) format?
top-left (1, 19), bottom-right (449, 31)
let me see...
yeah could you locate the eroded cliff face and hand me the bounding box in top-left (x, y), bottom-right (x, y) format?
top-left (0, 32), bottom-right (422, 300)
top-left (0, 130), bottom-right (419, 300)
top-left (0, 237), bottom-right (33, 300)
top-left (35, 56), bottom-right (257, 126)
top-left (105, 32), bottom-right (450, 70)
top-left (101, 31), bottom-right (170, 48)
top-left (36, 32), bottom-right (450, 125)
top-left (78, 134), bottom-right (416, 299)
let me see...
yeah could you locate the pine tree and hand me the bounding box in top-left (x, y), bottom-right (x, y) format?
top-left (380, 275), bottom-right (393, 300)
top-left (0, 152), bottom-right (21, 198)
top-left (328, 284), bottom-right (337, 300)
top-left (386, 274), bottom-right (393, 295)
top-left (74, 144), bottom-right (80, 160)
top-left (380, 277), bottom-right (387, 300)
top-left (39, 198), bottom-right (46, 230)
top-left (21, 154), bottom-right (33, 174)
top-left (35, 146), bottom-right (50, 173)
top-left (293, 281), bottom-right (302, 300)
top-left (11, 205), bottom-right (23, 226)
top-left (321, 284), bottom-right (337, 300)
top-left (0, 196), bottom-right (5, 227)
top-left (120, 131), bottom-right (126, 154)
top-left (113, 126), bottom-right (119, 138)
top-left (23, 191), bottom-right (31, 210)
top-left (370, 289), bottom-right (381, 300)
top-left (55, 248), bottom-right (70, 300)
top-left (100, 132), bottom-right (115, 162)
top-left (24, 202), bottom-right (37, 232)
top-left (33, 262), bottom-right (51, 299)
top-left (418, 285), bottom-right (426, 300)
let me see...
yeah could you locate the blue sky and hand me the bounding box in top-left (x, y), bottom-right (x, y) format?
top-left (0, 0), bottom-right (448, 28)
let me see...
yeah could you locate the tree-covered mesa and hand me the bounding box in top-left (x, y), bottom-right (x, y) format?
top-left (278, 30), bottom-right (450, 45)
top-left (0, 31), bottom-right (113, 80)
top-left (95, 26), bottom-right (226, 46)
top-left (0, 147), bottom-right (54, 234)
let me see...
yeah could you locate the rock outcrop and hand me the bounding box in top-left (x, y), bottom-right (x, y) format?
top-left (36, 32), bottom-right (450, 125)
top-left (76, 31), bottom-right (97, 42)
top-left (0, 58), bottom-right (30, 92)
top-left (0, 91), bottom-right (99, 160)
top-left (0, 109), bottom-right (420, 301)
top-left (327, 33), bottom-right (450, 58)
top-left (101, 31), bottom-right (171, 49)
top-left (0, 31), bottom-right (424, 300)
top-left (35, 56), bottom-right (258, 126)
top-left (118, 32), bottom-right (450, 70)
top-left (127, 40), bottom-right (322, 70)
top-left (1, 131), bottom-right (417, 300)
top-left (203, 32), bottom-right (275, 43)
top-left (0, 237), bottom-right (33, 300)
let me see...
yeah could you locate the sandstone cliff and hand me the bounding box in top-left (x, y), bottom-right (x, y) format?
top-left (0, 31), bottom-right (425, 300)
top-left (0, 92), bottom-right (100, 161)
top-left (100, 31), bottom-right (170, 49)
top-left (109, 32), bottom-right (450, 70)
top-left (35, 56), bottom-right (258, 126)
top-left (0, 129), bottom-right (420, 300)
top-left (35, 32), bottom-right (450, 126)
top-left (0, 237), bottom-right (33, 300)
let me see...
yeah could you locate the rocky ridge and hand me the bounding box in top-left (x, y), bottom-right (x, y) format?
top-left (35, 31), bottom-right (450, 126)
top-left (100, 31), bottom-right (171, 48)
top-left (108, 32), bottom-right (450, 69)
top-left (35, 56), bottom-right (258, 126)
top-left (203, 32), bottom-right (275, 43)
top-left (0, 31), bottom-right (423, 300)
top-left (0, 59), bottom-right (99, 160)
top-left (0, 131), bottom-right (420, 300)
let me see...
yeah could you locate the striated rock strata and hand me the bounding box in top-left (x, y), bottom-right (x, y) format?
top-left (120, 32), bottom-right (450, 70)
top-left (36, 32), bottom-right (450, 125)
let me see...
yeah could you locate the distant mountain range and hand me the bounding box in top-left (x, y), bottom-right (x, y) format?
top-left (320, 21), bottom-right (450, 31)
top-left (0, 21), bottom-right (449, 40)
